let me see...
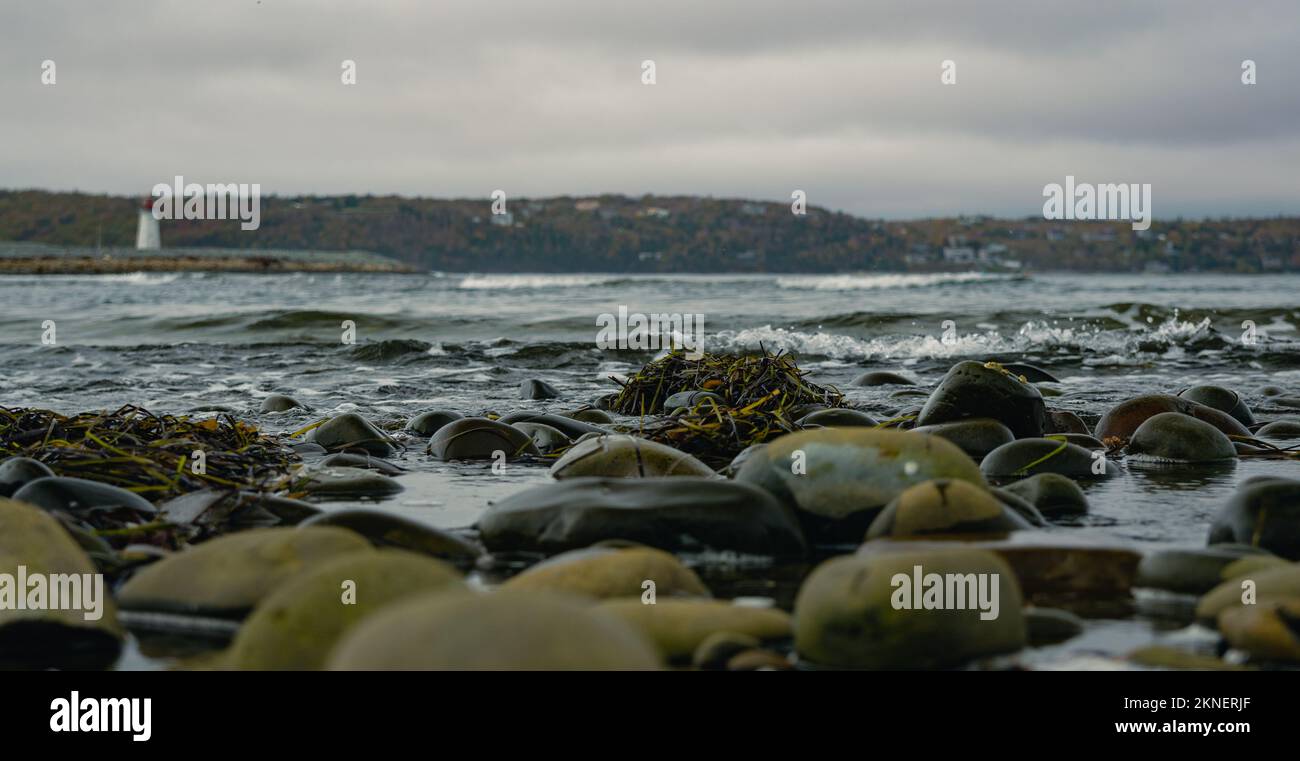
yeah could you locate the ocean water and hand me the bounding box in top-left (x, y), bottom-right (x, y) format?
top-left (3, 270), bottom-right (1299, 668)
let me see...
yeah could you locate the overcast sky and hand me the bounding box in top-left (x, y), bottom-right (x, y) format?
top-left (3, 0), bottom-right (1299, 219)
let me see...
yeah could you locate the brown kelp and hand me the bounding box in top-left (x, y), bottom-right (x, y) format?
top-left (609, 348), bottom-right (844, 416)
top-left (0, 405), bottom-right (299, 503)
top-left (609, 349), bottom-right (846, 466)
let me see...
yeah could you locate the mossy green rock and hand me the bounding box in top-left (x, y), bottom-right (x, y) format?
top-left (859, 532), bottom-right (1141, 600)
top-left (549, 434), bottom-right (714, 479)
top-left (502, 545), bottom-right (709, 600)
top-left (916, 361), bottom-right (1048, 438)
top-left (1000, 473), bottom-right (1089, 517)
top-left (600, 599), bottom-right (791, 662)
top-left (118, 526), bottom-right (372, 617)
top-left (1207, 477), bottom-right (1300, 559)
top-left (1196, 563), bottom-right (1300, 623)
top-left (794, 549), bottom-right (1025, 669)
top-left (1218, 599), bottom-right (1300, 663)
top-left (226, 549), bottom-right (466, 669)
top-left (866, 479), bottom-right (1031, 539)
top-left (1127, 412), bottom-right (1236, 464)
top-left (0, 498), bottom-right (124, 669)
top-left (479, 477), bottom-right (806, 556)
top-left (980, 438), bottom-right (1118, 478)
top-left (911, 418), bottom-right (1015, 459)
top-left (328, 591), bottom-right (661, 670)
top-left (300, 509), bottom-right (482, 564)
top-left (311, 413), bottom-right (395, 456)
top-left (427, 417), bottom-right (539, 460)
top-left (1136, 545), bottom-right (1273, 595)
top-left (734, 427), bottom-right (986, 541)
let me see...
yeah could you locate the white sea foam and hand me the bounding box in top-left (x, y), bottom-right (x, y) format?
top-left (458, 274), bottom-right (620, 289)
top-left (775, 272), bottom-right (1021, 291)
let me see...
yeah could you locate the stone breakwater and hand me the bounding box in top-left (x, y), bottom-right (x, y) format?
top-left (0, 243), bottom-right (418, 274)
top-left (2, 353), bottom-right (1299, 671)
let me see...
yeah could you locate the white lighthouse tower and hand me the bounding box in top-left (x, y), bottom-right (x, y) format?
top-left (136, 196), bottom-right (161, 250)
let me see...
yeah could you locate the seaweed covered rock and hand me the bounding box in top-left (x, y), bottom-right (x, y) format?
top-left (0, 498), bottom-right (124, 669)
top-left (1207, 477), bottom-right (1300, 559)
top-left (328, 591), bottom-right (661, 670)
top-left (118, 526), bottom-right (372, 617)
top-left (865, 479), bottom-right (1032, 539)
top-left (502, 545), bottom-right (709, 600)
top-left (1126, 412), bottom-right (1236, 464)
top-left (793, 549), bottom-right (1025, 669)
top-left (980, 438), bottom-right (1117, 478)
top-left (734, 427), bottom-right (986, 542)
top-left (426, 417), bottom-right (539, 461)
top-left (549, 434), bottom-right (714, 479)
top-left (478, 477), bottom-right (806, 556)
top-left (226, 549), bottom-right (466, 669)
top-left (916, 361), bottom-right (1048, 438)
top-left (599, 599), bottom-right (791, 662)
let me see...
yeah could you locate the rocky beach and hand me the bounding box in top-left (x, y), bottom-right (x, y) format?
top-left (1, 270), bottom-right (1298, 670)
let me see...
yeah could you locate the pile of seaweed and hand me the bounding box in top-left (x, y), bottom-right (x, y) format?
top-left (0, 405), bottom-right (298, 504)
top-left (610, 349), bottom-right (845, 467)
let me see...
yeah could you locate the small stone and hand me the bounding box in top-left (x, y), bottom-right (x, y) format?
top-left (1127, 412), bottom-right (1236, 464)
top-left (301, 509), bottom-right (482, 564)
top-left (259, 394), bottom-right (303, 413)
top-left (726, 649), bottom-right (792, 671)
top-left (511, 422), bottom-right (573, 454)
top-left (916, 361), bottom-right (1049, 438)
top-left (559, 408), bottom-right (615, 424)
top-left (1257, 420), bottom-right (1300, 439)
top-left (295, 465), bottom-right (404, 499)
top-left (405, 410), bottom-right (463, 436)
top-left (0, 457), bottom-right (55, 498)
top-left (999, 473), bottom-right (1089, 517)
top-left (851, 371), bottom-right (915, 387)
top-left (911, 418), bottom-right (1014, 460)
top-left (1218, 599), bottom-right (1300, 663)
top-left (1024, 607), bottom-right (1084, 646)
top-left (502, 545), bottom-right (710, 600)
top-left (1207, 477), bottom-right (1300, 559)
top-left (866, 479), bottom-right (1031, 539)
top-left (311, 413), bottom-right (395, 456)
top-left (796, 408), bottom-right (878, 428)
top-left (549, 434), bottom-right (714, 479)
top-left (12, 476), bottom-right (157, 516)
top-left (317, 453), bottom-right (404, 475)
top-left (980, 438), bottom-right (1117, 478)
top-left (1178, 385), bottom-right (1255, 427)
top-left (1196, 563), bottom-right (1300, 623)
top-left (600, 599), bottom-right (791, 662)
top-left (691, 631), bottom-right (761, 670)
top-left (1136, 545), bottom-right (1273, 595)
top-left (520, 379), bottom-right (560, 400)
top-left (426, 417), bottom-right (539, 460)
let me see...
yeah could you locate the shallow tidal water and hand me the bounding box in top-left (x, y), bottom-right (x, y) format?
top-left (3, 270), bottom-right (1299, 669)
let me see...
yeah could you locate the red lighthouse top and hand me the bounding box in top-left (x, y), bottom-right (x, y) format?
top-left (140, 195), bottom-right (155, 211)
